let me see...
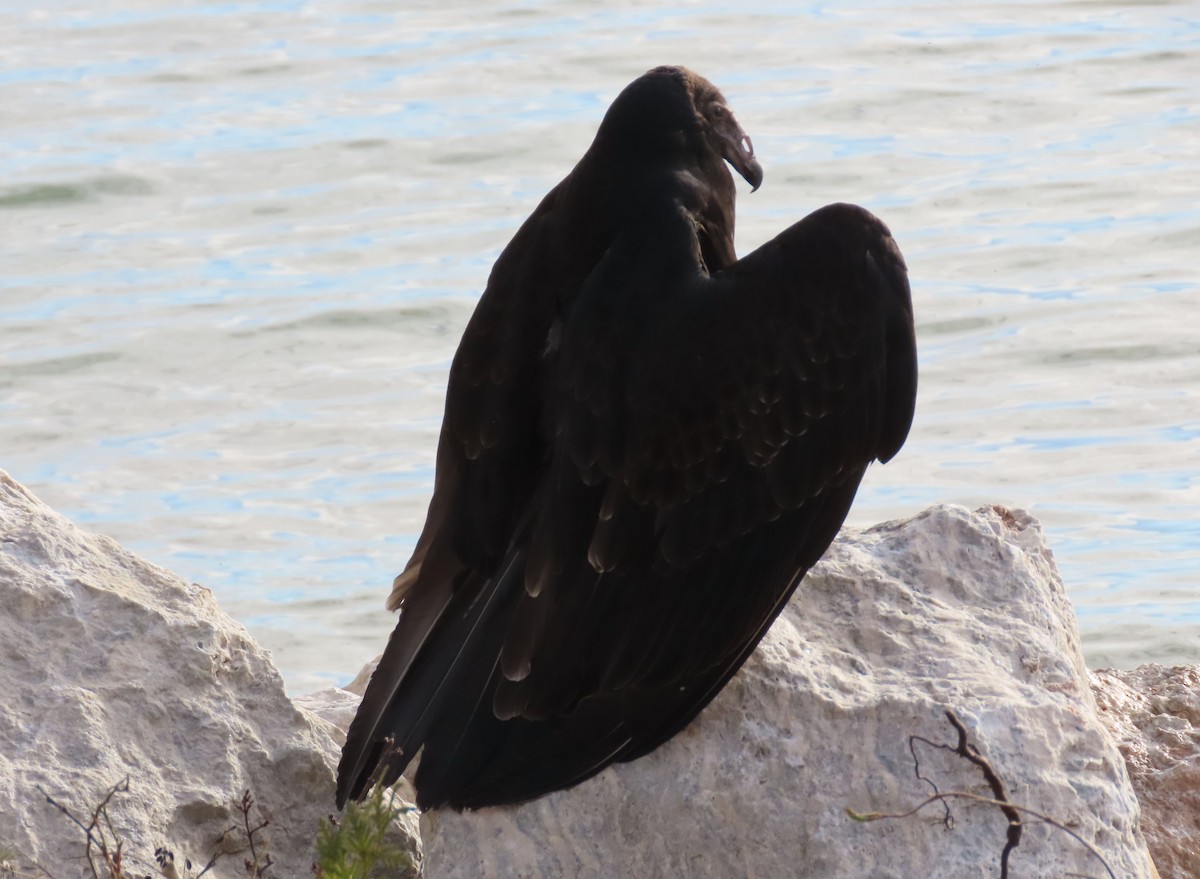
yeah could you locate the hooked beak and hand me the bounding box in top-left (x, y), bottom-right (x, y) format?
top-left (715, 110), bottom-right (763, 192)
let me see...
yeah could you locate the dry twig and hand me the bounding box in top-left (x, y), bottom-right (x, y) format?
top-left (235, 791), bottom-right (272, 877)
top-left (848, 709), bottom-right (1116, 879)
top-left (38, 778), bottom-right (132, 878)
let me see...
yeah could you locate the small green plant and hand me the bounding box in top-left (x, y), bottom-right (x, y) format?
top-left (313, 787), bottom-right (413, 879)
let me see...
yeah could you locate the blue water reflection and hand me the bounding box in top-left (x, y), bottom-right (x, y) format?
top-left (2, 0), bottom-right (1198, 691)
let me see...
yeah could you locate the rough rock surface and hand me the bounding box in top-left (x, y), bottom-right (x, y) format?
top-left (414, 504), bottom-right (1157, 879)
top-left (1092, 665), bottom-right (1200, 879)
top-left (3, 466), bottom-right (1170, 879)
top-left (0, 472), bottom-right (419, 876)
top-left (294, 687), bottom-right (363, 748)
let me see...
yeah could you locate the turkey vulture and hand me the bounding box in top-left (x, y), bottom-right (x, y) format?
top-left (337, 65), bottom-right (917, 811)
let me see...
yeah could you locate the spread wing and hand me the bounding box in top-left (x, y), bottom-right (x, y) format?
top-left (337, 200), bottom-right (916, 811)
top-left (494, 203), bottom-right (915, 719)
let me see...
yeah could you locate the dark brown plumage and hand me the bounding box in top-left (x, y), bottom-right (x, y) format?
top-left (337, 65), bottom-right (917, 811)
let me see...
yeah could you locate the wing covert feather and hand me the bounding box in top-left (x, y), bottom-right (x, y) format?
top-left (497, 202), bottom-right (916, 717)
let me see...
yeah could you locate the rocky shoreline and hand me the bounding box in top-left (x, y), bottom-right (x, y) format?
top-left (1, 470), bottom-right (1193, 877)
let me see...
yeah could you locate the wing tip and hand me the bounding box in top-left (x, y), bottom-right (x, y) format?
top-left (335, 718), bottom-right (381, 808)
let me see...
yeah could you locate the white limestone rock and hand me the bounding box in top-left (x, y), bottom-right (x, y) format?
top-left (416, 504), bottom-right (1159, 879)
top-left (295, 687), bottom-right (363, 748)
top-left (3, 464), bottom-right (1161, 878)
top-left (0, 471), bottom-right (418, 877)
top-left (1091, 664), bottom-right (1200, 879)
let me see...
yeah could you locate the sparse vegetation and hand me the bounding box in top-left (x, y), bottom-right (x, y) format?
top-left (16, 780), bottom-right (285, 879)
top-left (8, 778), bottom-right (413, 879)
top-left (39, 776), bottom-right (136, 878)
top-left (313, 786), bottom-right (414, 879)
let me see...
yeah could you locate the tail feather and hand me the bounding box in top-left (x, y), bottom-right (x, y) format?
top-left (335, 550), bottom-right (526, 807)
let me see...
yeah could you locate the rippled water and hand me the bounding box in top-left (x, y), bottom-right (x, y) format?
top-left (3, 1), bottom-right (1198, 692)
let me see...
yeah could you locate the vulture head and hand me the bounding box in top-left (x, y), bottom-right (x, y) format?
top-left (596, 65), bottom-right (764, 192)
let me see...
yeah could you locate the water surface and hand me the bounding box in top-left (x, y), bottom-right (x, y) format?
top-left (3, 0), bottom-right (1198, 692)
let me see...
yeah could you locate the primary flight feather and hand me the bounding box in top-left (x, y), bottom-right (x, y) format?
top-left (337, 65), bottom-right (917, 811)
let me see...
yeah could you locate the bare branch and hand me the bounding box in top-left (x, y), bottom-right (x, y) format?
top-left (235, 790), bottom-right (272, 877)
top-left (38, 778), bottom-right (131, 879)
top-left (909, 710), bottom-right (1022, 875)
top-left (847, 791), bottom-right (1114, 879)
top-left (851, 710), bottom-right (1117, 879)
